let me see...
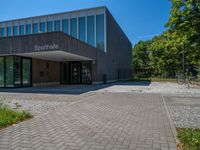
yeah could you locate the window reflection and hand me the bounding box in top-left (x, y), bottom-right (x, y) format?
top-left (7, 27), bottom-right (12, 36)
top-left (47, 21), bottom-right (53, 32)
top-left (62, 19), bottom-right (69, 34)
top-left (40, 22), bottom-right (46, 33)
top-left (14, 57), bottom-right (21, 86)
top-left (33, 23), bottom-right (39, 33)
top-left (19, 25), bottom-right (25, 35)
top-left (54, 20), bottom-right (61, 31)
top-left (87, 16), bottom-right (95, 46)
top-left (1, 13), bottom-right (105, 51)
top-left (26, 24), bottom-right (31, 34)
top-left (22, 58), bottom-right (31, 87)
top-left (0, 57), bottom-right (4, 87)
top-left (5, 56), bottom-right (14, 87)
top-left (82, 62), bottom-right (92, 84)
top-left (70, 18), bottom-right (77, 38)
top-left (0, 27), bottom-right (5, 37)
top-left (79, 17), bottom-right (86, 42)
top-left (13, 26), bottom-right (18, 36)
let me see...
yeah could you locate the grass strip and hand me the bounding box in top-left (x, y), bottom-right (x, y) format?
top-left (0, 107), bottom-right (32, 129)
top-left (177, 128), bottom-right (200, 150)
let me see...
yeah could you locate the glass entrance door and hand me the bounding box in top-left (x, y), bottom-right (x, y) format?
top-left (71, 62), bottom-right (81, 84)
top-left (5, 56), bottom-right (14, 87)
top-left (0, 57), bottom-right (4, 87)
top-left (60, 62), bottom-right (70, 84)
top-left (22, 58), bottom-right (31, 87)
top-left (82, 62), bottom-right (92, 84)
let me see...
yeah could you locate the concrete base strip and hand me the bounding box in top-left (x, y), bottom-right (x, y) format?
top-left (162, 95), bottom-right (182, 150)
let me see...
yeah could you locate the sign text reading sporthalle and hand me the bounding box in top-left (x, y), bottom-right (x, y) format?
top-left (34, 43), bottom-right (59, 51)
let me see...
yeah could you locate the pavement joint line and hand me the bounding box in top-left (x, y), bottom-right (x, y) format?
top-left (33, 92), bottom-right (101, 119)
top-left (162, 95), bottom-right (181, 150)
top-left (0, 91), bottom-right (178, 149)
top-left (0, 92), bottom-right (102, 131)
top-left (0, 92), bottom-right (101, 132)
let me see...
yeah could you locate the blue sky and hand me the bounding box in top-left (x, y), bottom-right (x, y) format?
top-left (0, 0), bottom-right (171, 45)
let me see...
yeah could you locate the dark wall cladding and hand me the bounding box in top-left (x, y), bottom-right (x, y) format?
top-left (0, 32), bottom-right (102, 60)
top-left (32, 59), bottom-right (60, 85)
top-left (100, 9), bottom-right (132, 81)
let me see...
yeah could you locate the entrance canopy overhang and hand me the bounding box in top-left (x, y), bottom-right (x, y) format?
top-left (0, 32), bottom-right (103, 61)
top-left (18, 50), bottom-right (93, 62)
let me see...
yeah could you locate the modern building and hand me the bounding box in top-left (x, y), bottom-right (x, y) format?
top-left (0, 6), bottom-right (132, 88)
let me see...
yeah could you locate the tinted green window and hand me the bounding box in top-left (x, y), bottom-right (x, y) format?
top-left (62, 19), bottom-right (69, 34)
top-left (0, 56), bottom-right (32, 88)
top-left (22, 58), bottom-right (31, 86)
top-left (40, 22), bottom-right (46, 33)
top-left (13, 26), bottom-right (18, 36)
top-left (33, 23), bottom-right (39, 33)
top-left (26, 24), bottom-right (31, 34)
top-left (5, 56), bottom-right (14, 87)
top-left (14, 57), bottom-right (21, 86)
top-left (0, 27), bottom-right (5, 37)
top-left (78, 17), bottom-right (86, 42)
top-left (96, 14), bottom-right (105, 51)
top-left (0, 57), bottom-right (4, 87)
top-left (54, 20), bottom-right (61, 31)
top-left (70, 18), bottom-right (77, 38)
top-left (47, 21), bottom-right (53, 32)
top-left (87, 16), bottom-right (95, 46)
top-left (19, 25), bottom-right (25, 35)
top-left (7, 27), bottom-right (12, 37)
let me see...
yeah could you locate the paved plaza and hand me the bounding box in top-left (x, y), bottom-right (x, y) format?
top-left (1, 82), bottom-right (200, 150)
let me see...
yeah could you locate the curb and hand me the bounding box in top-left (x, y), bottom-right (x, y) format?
top-left (161, 95), bottom-right (183, 150)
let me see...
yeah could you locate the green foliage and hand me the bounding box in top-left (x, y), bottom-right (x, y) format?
top-left (133, 0), bottom-right (200, 78)
top-left (166, 0), bottom-right (200, 65)
top-left (177, 128), bottom-right (200, 150)
top-left (133, 41), bottom-right (151, 77)
top-left (0, 107), bottom-right (31, 128)
top-left (0, 99), bottom-right (31, 129)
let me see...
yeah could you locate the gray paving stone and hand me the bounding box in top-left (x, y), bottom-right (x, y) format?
top-left (0, 92), bottom-right (177, 150)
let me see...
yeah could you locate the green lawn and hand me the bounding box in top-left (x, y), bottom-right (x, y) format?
top-left (177, 128), bottom-right (200, 150)
top-left (0, 107), bottom-right (32, 129)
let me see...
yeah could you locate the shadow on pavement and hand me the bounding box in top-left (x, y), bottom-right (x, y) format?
top-left (0, 81), bottom-right (151, 95)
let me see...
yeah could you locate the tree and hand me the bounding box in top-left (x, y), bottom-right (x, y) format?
top-left (166, 0), bottom-right (200, 67)
top-left (149, 32), bottom-right (181, 77)
top-left (132, 41), bottom-right (151, 77)
top-left (133, 0), bottom-right (200, 78)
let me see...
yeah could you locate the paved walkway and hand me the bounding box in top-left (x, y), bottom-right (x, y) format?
top-left (97, 82), bottom-right (200, 97)
top-left (0, 92), bottom-right (177, 150)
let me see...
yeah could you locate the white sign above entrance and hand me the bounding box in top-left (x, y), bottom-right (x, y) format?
top-left (34, 43), bottom-right (59, 51)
